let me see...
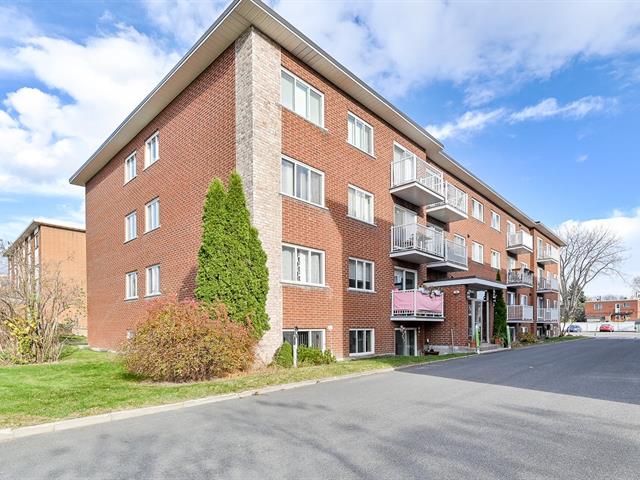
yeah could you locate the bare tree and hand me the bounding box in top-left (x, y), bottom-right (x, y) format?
top-left (0, 241), bottom-right (85, 364)
top-left (559, 224), bottom-right (627, 332)
top-left (630, 276), bottom-right (640, 299)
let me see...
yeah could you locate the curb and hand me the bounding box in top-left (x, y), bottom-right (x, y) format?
top-left (0, 354), bottom-right (470, 443)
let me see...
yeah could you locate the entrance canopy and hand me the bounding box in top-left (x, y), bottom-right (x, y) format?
top-left (424, 277), bottom-right (506, 290)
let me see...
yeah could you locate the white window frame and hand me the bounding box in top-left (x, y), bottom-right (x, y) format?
top-left (145, 198), bottom-right (160, 233)
top-left (280, 68), bottom-right (324, 128)
top-left (282, 329), bottom-right (326, 351)
top-left (393, 266), bottom-right (418, 291)
top-left (491, 211), bottom-right (501, 231)
top-left (281, 156), bottom-right (325, 207)
top-left (124, 211), bottom-right (137, 242)
top-left (491, 250), bottom-right (500, 269)
top-left (348, 257), bottom-right (375, 292)
top-left (506, 220), bottom-right (516, 236)
top-left (145, 264), bottom-right (161, 297)
top-left (124, 152), bottom-right (137, 184)
top-left (472, 242), bottom-right (484, 264)
top-left (349, 328), bottom-right (375, 356)
top-left (281, 243), bottom-right (325, 287)
top-left (347, 184), bottom-right (375, 225)
top-left (125, 271), bottom-right (138, 300)
top-left (347, 112), bottom-right (374, 156)
top-left (472, 199), bottom-right (484, 222)
top-left (144, 132), bottom-right (159, 168)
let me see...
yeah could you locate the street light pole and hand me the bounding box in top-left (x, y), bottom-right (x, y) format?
top-left (293, 326), bottom-right (299, 368)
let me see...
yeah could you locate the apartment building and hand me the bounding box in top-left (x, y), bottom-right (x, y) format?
top-left (69, 0), bottom-right (563, 359)
top-left (3, 219), bottom-right (87, 334)
top-left (585, 299), bottom-right (640, 322)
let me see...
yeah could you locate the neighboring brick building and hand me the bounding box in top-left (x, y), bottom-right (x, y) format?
top-left (3, 219), bottom-right (87, 334)
top-left (70, 0), bottom-right (563, 359)
top-left (585, 299), bottom-right (640, 322)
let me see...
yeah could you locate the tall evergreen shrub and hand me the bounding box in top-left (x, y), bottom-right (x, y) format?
top-left (493, 272), bottom-right (508, 344)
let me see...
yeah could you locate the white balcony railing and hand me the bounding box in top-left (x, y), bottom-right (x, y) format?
top-left (507, 231), bottom-right (534, 251)
top-left (391, 155), bottom-right (444, 196)
top-left (444, 238), bottom-right (468, 267)
top-left (428, 181), bottom-right (468, 214)
top-left (391, 289), bottom-right (444, 318)
top-left (537, 308), bottom-right (560, 322)
top-left (507, 268), bottom-right (534, 287)
top-left (537, 276), bottom-right (559, 292)
top-left (537, 245), bottom-right (560, 263)
top-left (391, 223), bottom-right (444, 258)
top-left (507, 305), bottom-right (534, 322)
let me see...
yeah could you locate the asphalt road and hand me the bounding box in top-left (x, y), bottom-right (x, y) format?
top-left (1, 337), bottom-right (639, 479)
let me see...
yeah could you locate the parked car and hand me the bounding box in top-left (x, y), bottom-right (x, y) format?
top-left (599, 323), bottom-right (615, 332)
top-left (567, 324), bottom-right (582, 333)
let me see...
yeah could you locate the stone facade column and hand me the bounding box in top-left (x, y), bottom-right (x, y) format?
top-left (235, 27), bottom-right (282, 364)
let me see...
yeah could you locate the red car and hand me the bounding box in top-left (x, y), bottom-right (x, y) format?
top-left (599, 324), bottom-right (615, 332)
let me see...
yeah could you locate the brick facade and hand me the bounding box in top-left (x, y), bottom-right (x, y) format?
top-left (78, 9), bottom-right (562, 358)
top-left (585, 299), bottom-right (640, 322)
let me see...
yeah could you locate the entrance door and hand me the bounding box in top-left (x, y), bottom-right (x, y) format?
top-left (395, 328), bottom-right (417, 356)
top-left (470, 299), bottom-right (490, 344)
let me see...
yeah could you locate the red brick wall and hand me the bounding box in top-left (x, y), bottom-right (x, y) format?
top-left (85, 46), bottom-right (236, 349)
top-left (280, 51), bottom-right (431, 358)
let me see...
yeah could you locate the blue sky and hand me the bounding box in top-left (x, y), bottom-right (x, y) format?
top-left (0, 0), bottom-right (639, 294)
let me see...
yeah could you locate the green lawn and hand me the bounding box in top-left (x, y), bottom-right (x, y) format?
top-left (0, 349), bottom-right (469, 428)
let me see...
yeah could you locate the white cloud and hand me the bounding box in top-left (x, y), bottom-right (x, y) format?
top-left (426, 96), bottom-right (614, 140)
top-left (508, 96), bottom-right (613, 122)
top-left (0, 20), bottom-right (179, 196)
top-left (141, 0), bottom-right (229, 46)
top-left (425, 108), bottom-right (506, 141)
top-left (576, 154), bottom-right (588, 163)
top-left (559, 208), bottom-right (640, 297)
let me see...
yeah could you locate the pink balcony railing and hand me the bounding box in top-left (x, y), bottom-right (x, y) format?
top-left (391, 289), bottom-right (444, 318)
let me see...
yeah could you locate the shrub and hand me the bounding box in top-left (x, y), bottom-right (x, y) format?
top-left (123, 301), bottom-right (256, 382)
top-left (519, 332), bottom-right (538, 344)
top-left (272, 341), bottom-right (293, 368)
top-left (298, 346), bottom-right (336, 366)
top-left (492, 272), bottom-right (508, 345)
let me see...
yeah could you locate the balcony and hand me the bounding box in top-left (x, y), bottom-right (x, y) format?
top-left (391, 289), bottom-right (444, 320)
top-left (390, 155), bottom-right (444, 206)
top-left (537, 307), bottom-right (560, 323)
top-left (390, 223), bottom-right (444, 263)
top-left (507, 268), bottom-right (534, 288)
top-left (429, 238), bottom-right (468, 272)
top-left (507, 305), bottom-right (534, 323)
top-left (537, 276), bottom-right (559, 293)
top-left (426, 181), bottom-right (469, 223)
top-left (537, 245), bottom-right (560, 265)
top-left (506, 230), bottom-right (533, 254)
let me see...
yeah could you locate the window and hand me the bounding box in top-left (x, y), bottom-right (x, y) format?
top-left (145, 198), bottom-right (160, 232)
top-left (472, 242), bottom-right (484, 263)
top-left (283, 329), bottom-right (325, 351)
top-left (506, 220), bottom-right (516, 236)
top-left (394, 267), bottom-right (417, 291)
top-left (491, 211), bottom-right (500, 231)
top-left (349, 329), bottom-right (374, 356)
top-left (491, 250), bottom-right (500, 269)
top-left (145, 265), bottom-right (160, 297)
top-left (281, 157), bottom-right (324, 207)
top-left (472, 199), bottom-right (484, 222)
top-left (508, 256), bottom-right (516, 271)
top-left (125, 271), bottom-right (138, 300)
top-left (537, 237), bottom-right (544, 253)
top-left (507, 292), bottom-right (516, 305)
top-left (124, 211), bottom-right (137, 242)
top-left (624, 303), bottom-right (630, 308)
top-left (144, 132), bottom-right (159, 168)
top-left (348, 185), bottom-right (374, 224)
top-left (348, 258), bottom-right (374, 292)
top-left (280, 69), bottom-right (324, 127)
top-left (124, 152), bottom-right (136, 183)
top-left (282, 244), bottom-right (324, 286)
top-left (594, 303), bottom-right (602, 310)
top-left (347, 112), bottom-right (374, 155)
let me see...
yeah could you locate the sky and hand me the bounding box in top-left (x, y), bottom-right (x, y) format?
top-left (0, 0), bottom-right (638, 295)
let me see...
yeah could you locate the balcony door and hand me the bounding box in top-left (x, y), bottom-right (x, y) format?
top-left (395, 328), bottom-right (417, 356)
top-left (393, 144), bottom-right (415, 184)
top-left (394, 267), bottom-right (417, 291)
top-left (394, 205), bottom-right (416, 227)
